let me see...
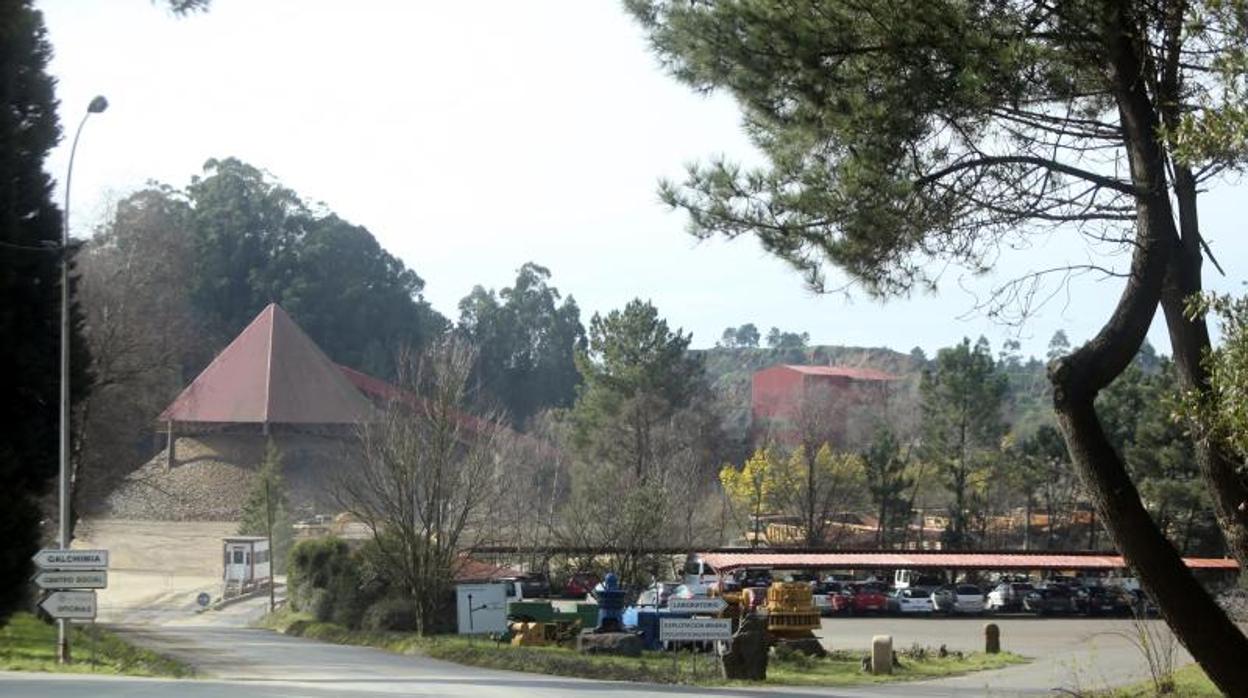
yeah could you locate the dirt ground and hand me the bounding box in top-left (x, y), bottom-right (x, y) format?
top-left (74, 518), bottom-right (238, 624)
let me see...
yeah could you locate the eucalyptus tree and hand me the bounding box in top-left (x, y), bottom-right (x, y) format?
top-left (628, 1), bottom-right (1248, 689)
top-left (457, 263), bottom-right (585, 426)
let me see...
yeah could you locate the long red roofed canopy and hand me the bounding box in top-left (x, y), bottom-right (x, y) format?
top-left (697, 551), bottom-right (1238, 573)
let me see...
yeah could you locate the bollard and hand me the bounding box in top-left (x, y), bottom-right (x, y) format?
top-left (871, 635), bottom-right (893, 675)
top-left (984, 622), bottom-right (1000, 654)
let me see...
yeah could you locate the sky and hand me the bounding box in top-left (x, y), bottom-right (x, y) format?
top-left (36, 0), bottom-right (1248, 358)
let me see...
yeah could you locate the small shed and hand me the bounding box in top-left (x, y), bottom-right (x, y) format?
top-left (222, 536), bottom-right (271, 598)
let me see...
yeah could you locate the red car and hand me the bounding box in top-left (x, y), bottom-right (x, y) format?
top-left (841, 583), bottom-right (888, 614)
top-left (563, 572), bottom-right (600, 598)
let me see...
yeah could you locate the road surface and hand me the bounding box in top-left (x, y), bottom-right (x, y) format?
top-left (8, 519), bottom-right (1197, 697)
top-left (3, 608), bottom-right (1166, 697)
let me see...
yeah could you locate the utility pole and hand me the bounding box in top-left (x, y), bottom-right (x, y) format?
top-left (265, 476), bottom-right (275, 613)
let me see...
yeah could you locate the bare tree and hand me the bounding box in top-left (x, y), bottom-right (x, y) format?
top-left (336, 340), bottom-right (506, 634)
top-left (74, 189), bottom-right (198, 519)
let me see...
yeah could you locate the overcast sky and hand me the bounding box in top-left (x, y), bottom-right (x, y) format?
top-left (37, 0), bottom-right (1248, 358)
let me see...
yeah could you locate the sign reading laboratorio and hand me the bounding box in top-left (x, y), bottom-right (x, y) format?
top-left (659, 618), bottom-right (733, 642)
top-left (667, 597), bottom-right (728, 614)
top-left (32, 549), bottom-right (109, 571)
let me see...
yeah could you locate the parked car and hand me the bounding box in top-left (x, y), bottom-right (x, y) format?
top-left (932, 584), bottom-right (986, 614)
top-left (564, 572), bottom-right (600, 599)
top-left (738, 568), bottom-right (774, 589)
top-left (847, 583), bottom-right (889, 614)
top-left (518, 573), bottom-right (551, 599)
top-left (986, 582), bottom-right (1035, 612)
top-left (813, 581), bottom-right (853, 614)
top-left (1079, 585), bottom-right (1133, 616)
top-left (635, 580), bottom-right (682, 608)
top-left (888, 588), bottom-right (934, 614)
top-left (1022, 585), bottom-right (1078, 615)
top-left (812, 590), bottom-right (834, 616)
top-left (1130, 589), bottom-right (1160, 616)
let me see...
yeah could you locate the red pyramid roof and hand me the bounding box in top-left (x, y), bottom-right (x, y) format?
top-left (160, 304), bottom-right (374, 425)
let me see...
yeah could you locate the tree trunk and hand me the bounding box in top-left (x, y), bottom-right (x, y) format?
top-left (1023, 496), bottom-right (1032, 551)
top-left (1087, 507), bottom-right (1097, 551)
top-left (1161, 164), bottom-right (1248, 566)
top-left (1047, 9), bottom-right (1248, 692)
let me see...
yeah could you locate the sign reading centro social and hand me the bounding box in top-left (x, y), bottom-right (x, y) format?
top-left (33, 570), bottom-right (107, 591)
top-left (33, 549), bottom-right (109, 571)
top-left (667, 597), bottom-right (728, 614)
top-left (659, 618), bottom-right (733, 642)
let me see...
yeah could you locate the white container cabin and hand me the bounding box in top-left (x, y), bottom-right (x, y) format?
top-left (222, 536), bottom-right (271, 598)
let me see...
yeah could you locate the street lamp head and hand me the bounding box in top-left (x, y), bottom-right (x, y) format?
top-left (87, 95), bottom-right (108, 114)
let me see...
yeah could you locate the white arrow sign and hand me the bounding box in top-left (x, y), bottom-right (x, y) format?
top-left (659, 617), bottom-right (733, 642)
top-left (39, 591), bottom-right (97, 620)
top-left (667, 597), bottom-right (728, 614)
top-left (32, 549), bottom-right (108, 571)
top-left (33, 570), bottom-right (108, 590)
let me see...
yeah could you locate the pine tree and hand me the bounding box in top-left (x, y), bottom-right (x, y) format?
top-left (238, 441), bottom-right (293, 574)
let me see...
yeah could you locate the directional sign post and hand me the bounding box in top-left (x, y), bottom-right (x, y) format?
top-left (39, 591), bottom-right (97, 620)
top-left (667, 597), bottom-right (728, 614)
top-left (32, 549), bottom-right (109, 571)
top-left (659, 617), bottom-right (734, 642)
top-left (33, 570), bottom-right (107, 591)
top-left (32, 547), bottom-right (108, 662)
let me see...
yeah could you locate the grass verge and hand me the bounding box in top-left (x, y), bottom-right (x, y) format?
top-left (260, 608), bottom-right (1025, 687)
top-left (0, 612), bottom-right (192, 677)
top-left (1097, 663), bottom-right (1220, 697)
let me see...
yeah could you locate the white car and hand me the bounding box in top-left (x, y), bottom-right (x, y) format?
top-left (932, 585), bottom-right (986, 614)
top-left (986, 582), bottom-right (1034, 611)
top-left (889, 588), bottom-right (934, 614)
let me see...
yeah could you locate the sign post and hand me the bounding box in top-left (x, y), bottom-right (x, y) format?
top-left (658, 618), bottom-right (733, 642)
top-left (33, 548), bottom-right (108, 661)
top-left (38, 591), bottom-right (97, 620)
top-left (667, 598), bottom-right (728, 614)
top-left (33, 570), bottom-right (107, 591)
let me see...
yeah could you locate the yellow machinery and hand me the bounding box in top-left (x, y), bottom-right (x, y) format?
top-left (764, 582), bottom-right (821, 638)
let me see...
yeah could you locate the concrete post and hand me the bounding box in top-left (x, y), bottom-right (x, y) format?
top-left (984, 622), bottom-right (1000, 654)
top-left (871, 635), bottom-right (893, 675)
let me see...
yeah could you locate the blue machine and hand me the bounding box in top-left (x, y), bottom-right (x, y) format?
top-left (594, 573), bottom-right (627, 632)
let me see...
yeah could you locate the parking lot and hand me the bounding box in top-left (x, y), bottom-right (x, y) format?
top-left (816, 614), bottom-right (1193, 692)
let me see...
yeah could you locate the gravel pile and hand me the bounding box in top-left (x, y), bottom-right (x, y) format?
top-left (104, 433), bottom-right (362, 521)
top-left (1219, 588), bottom-right (1248, 621)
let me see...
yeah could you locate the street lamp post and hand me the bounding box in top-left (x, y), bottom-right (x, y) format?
top-left (58, 95), bottom-right (107, 665)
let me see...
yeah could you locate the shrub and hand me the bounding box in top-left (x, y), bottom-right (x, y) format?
top-left (362, 597), bottom-right (420, 632)
top-left (306, 588), bottom-right (332, 622)
top-left (286, 536), bottom-right (374, 627)
top-left (287, 537), bottom-right (352, 611)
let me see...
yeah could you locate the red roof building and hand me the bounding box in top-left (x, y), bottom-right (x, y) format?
top-left (751, 364), bottom-right (898, 447)
top-left (160, 304), bottom-right (375, 429)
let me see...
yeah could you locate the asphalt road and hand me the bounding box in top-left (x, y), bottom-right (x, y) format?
top-left (0, 623), bottom-right (1048, 698)
top-left (0, 611), bottom-right (1171, 698)
top-left (0, 584), bottom-right (1198, 698)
